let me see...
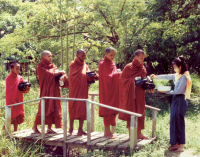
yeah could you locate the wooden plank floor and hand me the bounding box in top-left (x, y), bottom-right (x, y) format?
top-left (11, 129), bottom-right (156, 151)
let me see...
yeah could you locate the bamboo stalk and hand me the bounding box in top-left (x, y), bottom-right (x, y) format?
top-left (66, 0), bottom-right (69, 74)
top-left (60, 0), bottom-right (63, 69)
top-left (73, 0), bottom-right (76, 60)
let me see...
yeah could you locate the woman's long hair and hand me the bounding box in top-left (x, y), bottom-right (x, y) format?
top-left (172, 55), bottom-right (188, 74)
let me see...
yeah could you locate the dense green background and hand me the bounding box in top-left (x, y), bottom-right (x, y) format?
top-left (0, 0), bottom-right (200, 156)
top-left (1, 0), bottom-right (200, 74)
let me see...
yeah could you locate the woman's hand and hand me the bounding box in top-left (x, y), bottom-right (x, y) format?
top-left (150, 74), bottom-right (157, 79)
top-left (158, 91), bottom-right (166, 94)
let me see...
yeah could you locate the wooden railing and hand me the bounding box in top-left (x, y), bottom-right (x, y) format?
top-left (0, 94), bottom-right (160, 157)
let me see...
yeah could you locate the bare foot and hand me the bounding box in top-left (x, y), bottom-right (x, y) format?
top-left (177, 147), bottom-right (184, 152)
top-left (106, 134), bottom-right (117, 139)
top-left (137, 134), bottom-right (149, 140)
top-left (47, 128), bottom-right (57, 134)
top-left (69, 128), bottom-right (73, 135)
top-left (169, 145), bottom-right (179, 151)
top-left (104, 132), bottom-right (117, 139)
top-left (77, 130), bottom-right (87, 136)
top-left (32, 126), bottom-right (40, 134)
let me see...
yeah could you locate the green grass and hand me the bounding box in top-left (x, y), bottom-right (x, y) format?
top-left (0, 74), bottom-right (200, 156)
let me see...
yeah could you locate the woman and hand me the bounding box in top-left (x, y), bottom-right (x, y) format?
top-left (151, 56), bottom-right (192, 152)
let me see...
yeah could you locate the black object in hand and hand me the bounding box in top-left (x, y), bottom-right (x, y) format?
top-left (135, 76), bottom-right (155, 90)
top-left (86, 71), bottom-right (96, 84)
top-left (55, 74), bottom-right (62, 82)
top-left (18, 81), bottom-right (31, 91)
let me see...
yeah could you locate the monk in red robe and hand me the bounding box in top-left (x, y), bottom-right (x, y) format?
top-left (33, 50), bottom-right (69, 134)
top-left (119, 49), bottom-right (151, 139)
top-left (99, 47), bottom-right (121, 139)
top-left (69, 49), bottom-right (98, 135)
top-left (5, 62), bottom-right (30, 132)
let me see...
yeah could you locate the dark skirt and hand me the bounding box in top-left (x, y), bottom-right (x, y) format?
top-left (170, 94), bottom-right (187, 145)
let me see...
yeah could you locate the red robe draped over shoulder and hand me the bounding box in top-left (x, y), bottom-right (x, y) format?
top-left (34, 59), bottom-right (68, 128)
top-left (99, 56), bottom-right (120, 117)
top-left (6, 72), bottom-right (25, 124)
top-left (69, 57), bottom-right (89, 120)
top-left (119, 59), bottom-right (146, 130)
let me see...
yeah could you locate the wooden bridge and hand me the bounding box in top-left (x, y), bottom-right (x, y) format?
top-left (1, 94), bottom-right (160, 156)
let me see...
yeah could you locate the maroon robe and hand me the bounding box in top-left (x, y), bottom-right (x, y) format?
top-left (6, 72), bottom-right (25, 125)
top-left (34, 58), bottom-right (68, 128)
top-left (68, 57), bottom-right (89, 120)
top-left (119, 59), bottom-right (146, 131)
top-left (99, 56), bottom-right (120, 126)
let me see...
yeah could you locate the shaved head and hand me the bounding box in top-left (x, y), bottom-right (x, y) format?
top-left (41, 50), bottom-right (52, 62)
top-left (41, 50), bottom-right (51, 58)
top-left (134, 49), bottom-right (146, 64)
top-left (76, 49), bottom-right (86, 62)
top-left (134, 49), bottom-right (146, 57)
top-left (76, 49), bottom-right (85, 55)
top-left (105, 46), bottom-right (115, 54)
top-left (11, 62), bottom-right (20, 69)
top-left (11, 62), bottom-right (20, 75)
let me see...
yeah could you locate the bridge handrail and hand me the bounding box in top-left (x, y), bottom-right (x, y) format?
top-left (42, 97), bottom-right (143, 117)
top-left (1, 94), bottom-right (160, 156)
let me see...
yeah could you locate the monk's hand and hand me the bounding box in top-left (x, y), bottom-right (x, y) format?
top-left (87, 82), bottom-right (91, 88)
top-left (94, 73), bottom-right (99, 80)
top-left (150, 74), bottom-right (157, 79)
top-left (147, 89), bottom-right (155, 93)
top-left (24, 86), bottom-right (30, 93)
top-left (58, 70), bottom-right (66, 75)
top-left (55, 70), bottom-right (66, 77)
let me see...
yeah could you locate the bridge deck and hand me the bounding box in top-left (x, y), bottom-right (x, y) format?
top-left (11, 129), bottom-right (156, 152)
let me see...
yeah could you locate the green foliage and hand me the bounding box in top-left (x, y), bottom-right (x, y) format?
top-left (1, 0), bottom-right (200, 73)
top-left (190, 73), bottom-right (200, 96)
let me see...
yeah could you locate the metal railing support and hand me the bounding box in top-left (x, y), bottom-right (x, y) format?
top-left (5, 107), bottom-right (11, 135)
top-left (41, 98), bottom-right (45, 139)
top-left (152, 110), bottom-right (157, 137)
top-left (63, 100), bottom-right (67, 157)
top-left (86, 101), bottom-right (91, 145)
top-left (130, 116), bottom-right (137, 152)
top-left (90, 95), bottom-right (95, 132)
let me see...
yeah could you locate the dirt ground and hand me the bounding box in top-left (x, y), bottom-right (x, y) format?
top-left (164, 149), bottom-right (200, 157)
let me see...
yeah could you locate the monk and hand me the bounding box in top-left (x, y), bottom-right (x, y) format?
top-left (5, 62), bottom-right (30, 132)
top-left (33, 50), bottom-right (69, 134)
top-left (99, 47), bottom-right (121, 139)
top-left (68, 49), bottom-right (98, 135)
top-left (119, 49), bottom-right (152, 139)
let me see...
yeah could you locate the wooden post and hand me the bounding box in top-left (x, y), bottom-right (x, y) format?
top-left (90, 95), bottom-right (95, 132)
top-left (152, 110), bottom-right (157, 137)
top-left (130, 116), bottom-right (137, 152)
top-left (41, 99), bottom-right (45, 139)
top-left (63, 100), bottom-right (67, 157)
top-left (5, 107), bottom-right (11, 135)
top-left (86, 101), bottom-right (91, 146)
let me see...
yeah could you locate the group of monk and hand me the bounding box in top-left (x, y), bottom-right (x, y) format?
top-left (5, 47), bottom-right (151, 139)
